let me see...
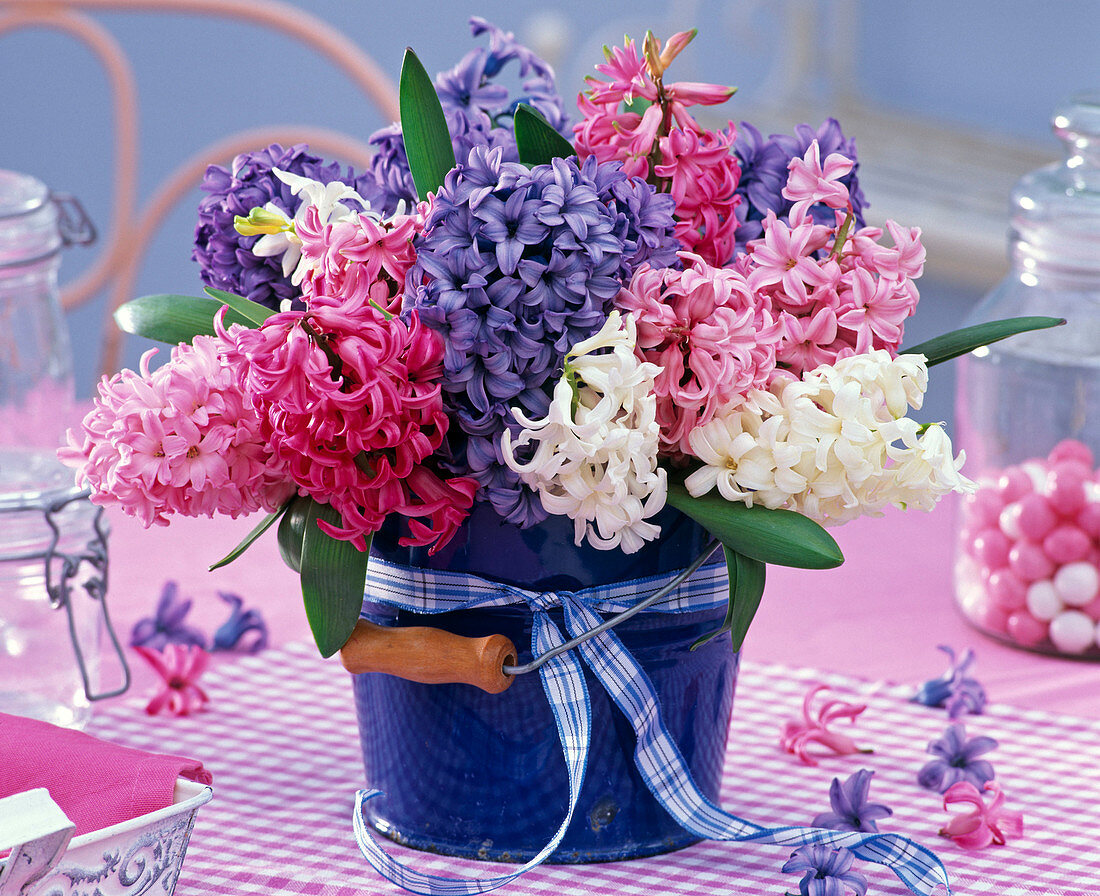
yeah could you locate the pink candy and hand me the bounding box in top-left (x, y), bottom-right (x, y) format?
top-left (1017, 493), bottom-right (1057, 540)
top-left (961, 439), bottom-right (1100, 656)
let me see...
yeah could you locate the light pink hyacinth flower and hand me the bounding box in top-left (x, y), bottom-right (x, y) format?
top-left (780, 684), bottom-right (873, 766)
top-left (134, 644), bottom-right (211, 717)
top-left (939, 781), bottom-right (1024, 849)
top-left (59, 331), bottom-right (292, 527)
top-left (783, 140), bottom-right (855, 216)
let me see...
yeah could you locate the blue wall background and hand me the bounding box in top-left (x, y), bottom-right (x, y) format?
top-left (2, 0), bottom-right (1098, 426)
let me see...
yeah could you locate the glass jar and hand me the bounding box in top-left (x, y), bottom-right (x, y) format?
top-left (0, 170), bottom-right (125, 726)
top-left (0, 169), bottom-right (94, 448)
top-left (0, 448), bottom-right (115, 728)
top-left (954, 94), bottom-right (1100, 659)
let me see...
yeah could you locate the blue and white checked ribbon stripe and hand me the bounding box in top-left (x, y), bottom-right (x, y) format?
top-left (352, 558), bottom-right (952, 896)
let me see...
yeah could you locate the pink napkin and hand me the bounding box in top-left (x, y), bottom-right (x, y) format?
top-left (0, 712), bottom-right (213, 836)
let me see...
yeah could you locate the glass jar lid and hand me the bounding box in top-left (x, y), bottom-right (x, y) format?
top-left (0, 170), bottom-right (61, 268)
top-left (1011, 92), bottom-right (1100, 277)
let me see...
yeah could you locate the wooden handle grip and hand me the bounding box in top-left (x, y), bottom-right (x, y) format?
top-left (338, 620), bottom-right (517, 694)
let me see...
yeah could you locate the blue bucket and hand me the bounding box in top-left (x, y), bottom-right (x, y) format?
top-left (352, 505), bottom-right (736, 863)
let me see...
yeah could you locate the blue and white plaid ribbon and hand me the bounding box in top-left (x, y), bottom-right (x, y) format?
top-left (352, 558), bottom-right (952, 896)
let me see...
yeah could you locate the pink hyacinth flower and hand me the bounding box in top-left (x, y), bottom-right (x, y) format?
top-left (617, 256), bottom-right (782, 458)
top-left (134, 644), bottom-right (211, 717)
top-left (783, 140), bottom-right (854, 212)
top-left (780, 684), bottom-right (872, 766)
top-left (939, 780), bottom-right (1024, 849)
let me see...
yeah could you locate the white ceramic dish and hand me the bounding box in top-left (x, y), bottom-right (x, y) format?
top-left (1, 778), bottom-right (212, 896)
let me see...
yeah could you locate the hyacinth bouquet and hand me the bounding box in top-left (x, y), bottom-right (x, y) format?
top-left (62, 20), bottom-right (1059, 660)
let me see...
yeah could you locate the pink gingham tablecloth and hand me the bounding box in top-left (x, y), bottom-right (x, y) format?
top-left (87, 642), bottom-right (1100, 896)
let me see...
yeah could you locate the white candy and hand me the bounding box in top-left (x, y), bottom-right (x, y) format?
top-left (1022, 460), bottom-right (1048, 493)
top-left (1049, 610), bottom-right (1095, 654)
top-left (1053, 562), bottom-right (1100, 606)
top-left (998, 503), bottom-right (1024, 540)
top-left (1026, 580), bottom-right (1063, 621)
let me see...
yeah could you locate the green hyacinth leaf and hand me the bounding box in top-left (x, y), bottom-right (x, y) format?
top-left (202, 287), bottom-right (276, 327)
top-left (666, 480), bottom-right (843, 570)
top-left (399, 47), bottom-right (456, 200)
top-left (114, 294), bottom-right (258, 345)
top-left (692, 547), bottom-right (766, 652)
top-left (296, 498), bottom-right (370, 658)
top-left (903, 316), bottom-right (1065, 367)
top-left (514, 103), bottom-right (576, 166)
top-left (276, 495), bottom-right (314, 574)
top-left (208, 502), bottom-right (289, 571)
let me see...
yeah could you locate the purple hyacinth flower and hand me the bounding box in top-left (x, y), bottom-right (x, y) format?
top-left (733, 118), bottom-right (866, 248)
top-left (911, 645), bottom-right (987, 719)
top-left (211, 592), bottom-right (268, 654)
top-left (917, 722), bottom-right (998, 794)
top-left (811, 769), bottom-right (893, 833)
top-left (130, 581), bottom-right (207, 651)
top-left (782, 845), bottom-right (868, 896)
top-left (405, 146), bottom-right (675, 525)
top-left (474, 189), bottom-right (547, 275)
top-left (193, 142), bottom-right (376, 311)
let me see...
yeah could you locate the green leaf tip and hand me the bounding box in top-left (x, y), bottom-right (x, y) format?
top-left (114, 294), bottom-right (259, 346)
top-left (691, 548), bottom-right (766, 653)
top-left (279, 497), bottom-right (369, 659)
top-left (904, 316), bottom-right (1066, 367)
top-left (399, 47), bottom-right (456, 201)
top-left (208, 502), bottom-right (289, 571)
top-left (514, 103), bottom-right (576, 166)
top-left (666, 480), bottom-right (843, 570)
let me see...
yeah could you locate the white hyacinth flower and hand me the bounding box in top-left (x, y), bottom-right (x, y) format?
top-left (501, 311), bottom-right (667, 553)
top-left (685, 350), bottom-right (973, 525)
top-left (249, 169), bottom-right (377, 286)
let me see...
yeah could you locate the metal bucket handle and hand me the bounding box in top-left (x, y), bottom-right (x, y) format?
top-left (339, 540), bottom-right (721, 693)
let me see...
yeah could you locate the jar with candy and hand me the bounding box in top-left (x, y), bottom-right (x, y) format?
top-left (954, 94), bottom-right (1100, 658)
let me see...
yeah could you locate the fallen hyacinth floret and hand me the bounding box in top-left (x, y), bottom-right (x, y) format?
top-left (780, 684), bottom-right (873, 766)
top-left (917, 722), bottom-right (998, 794)
top-left (939, 780), bottom-right (1023, 849)
top-left (911, 645), bottom-right (987, 719)
top-left (134, 644), bottom-right (211, 717)
top-left (781, 844), bottom-right (868, 896)
top-left (501, 311), bottom-right (667, 553)
top-left (129, 581), bottom-right (207, 651)
top-left (211, 592), bottom-right (269, 654)
top-left (685, 351), bottom-right (974, 525)
top-left (811, 768), bottom-right (893, 833)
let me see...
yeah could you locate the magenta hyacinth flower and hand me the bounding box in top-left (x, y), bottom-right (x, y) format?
top-left (134, 644), bottom-right (211, 717)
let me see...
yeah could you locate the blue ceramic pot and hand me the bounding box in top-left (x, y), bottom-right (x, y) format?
top-left (352, 506), bottom-right (736, 863)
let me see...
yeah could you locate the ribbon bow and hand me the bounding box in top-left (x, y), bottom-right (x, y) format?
top-left (353, 558), bottom-right (951, 896)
